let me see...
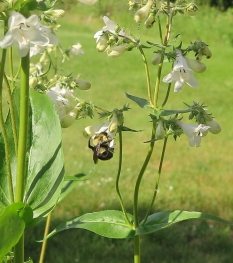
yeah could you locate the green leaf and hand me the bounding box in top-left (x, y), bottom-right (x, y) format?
top-left (160, 108), bottom-right (192, 116)
top-left (125, 93), bottom-right (150, 108)
top-left (121, 126), bottom-right (143, 132)
top-left (0, 89), bottom-right (64, 223)
top-left (137, 210), bottom-right (233, 235)
top-left (0, 204), bottom-right (25, 261)
top-left (25, 91), bottom-right (64, 223)
top-left (37, 0), bottom-right (58, 10)
top-left (46, 210), bottom-right (135, 239)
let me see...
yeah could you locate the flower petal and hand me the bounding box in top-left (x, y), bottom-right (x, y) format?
top-left (174, 80), bottom-right (185, 92)
top-left (162, 72), bottom-right (174, 83)
top-left (186, 74), bottom-right (199, 88)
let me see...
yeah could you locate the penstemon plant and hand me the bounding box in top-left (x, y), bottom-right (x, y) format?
top-left (0, 0), bottom-right (231, 263)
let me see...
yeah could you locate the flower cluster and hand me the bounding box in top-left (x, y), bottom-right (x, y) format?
top-left (0, 11), bottom-right (58, 57)
top-left (153, 102), bottom-right (221, 147)
top-left (47, 81), bottom-right (93, 128)
top-left (94, 16), bottom-right (136, 57)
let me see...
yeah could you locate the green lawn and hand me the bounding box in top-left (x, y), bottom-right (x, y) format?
top-left (25, 2), bottom-right (233, 263)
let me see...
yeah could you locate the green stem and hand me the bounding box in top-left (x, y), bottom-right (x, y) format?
top-left (139, 46), bottom-right (153, 106)
top-left (133, 122), bottom-right (156, 227)
top-left (9, 47), bottom-right (14, 78)
top-left (157, 16), bottom-right (163, 45)
top-left (4, 73), bottom-right (18, 155)
top-left (162, 83), bottom-right (171, 107)
top-left (134, 235), bottom-right (140, 263)
top-left (115, 127), bottom-right (132, 225)
top-left (0, 48), bottom-right (14, 203)
top-left (142, 137), bottom-right (168, 225)
top-left (39, 213), bottom-right (52, 263)
top-left (154, 3), bottom-right (173, 108)
top-left (15, 53), bottom-right (30, 203)
top-left (14, 235), bottom-right (24, 263)
top-left (14, 53), bottom-right (30, 263)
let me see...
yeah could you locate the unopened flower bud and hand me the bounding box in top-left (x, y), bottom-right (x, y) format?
top-left (144, 12), bottom-right (156, 28)
top-left (186, 3), bottom-right (198, 16)
top-left (29, 76), bottom-right (38, 88)
top-left (39, 52), bottom-right (47, 63)
top-left (134, 0), bottom-right (153, 23)
top-left (156, 120), bottom-right (165, 139)
top-left (206, 119), bottom-right (221, 134)
top-left (44, 9), bottom-right (65, 19)
top-left (108, 35), bottom-right (117, 45)
top-left (109, 111), bottom-right (122, 133)
top-left (60, 109), bottom-right (77, 128)
top-left (106, 44), bottom-right (127, 58)
top-left (128, 0), bottom-right (137, 10)
top-left (75, 79), bottom-right (91, 90)
top-left (96, 35), bottom-right (108, 52)
top-left (185, 57), bottom-right (206, 73)
top-left (202, 45), bottom-right (212, 59)
top-left (151, 52), bottom-right (162, 65)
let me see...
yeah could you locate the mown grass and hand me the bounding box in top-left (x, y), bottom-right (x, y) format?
top-left (25, 2), bottom-right (233, 263)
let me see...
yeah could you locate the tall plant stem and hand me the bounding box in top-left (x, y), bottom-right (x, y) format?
top-left (15, 53), bottom-right (30, 202)
top-left (134, 235), bottom-right (140, 263)
top-left (14, 53), bottom-right (30, 263)
top-left (139, 46), bottom-right (153, 106)
top-left (133, 122), bottom-right (156, 227)
top-left (142, 137), bottom-right (168, 225)
top-left (116, 127), bottom-right (132, 225)
top-left (39, 213), bottom-right (52, 263)
top-left (0, 48), bottom-right (14, 203)
top-left (154, 2), bottom-right (173, 108)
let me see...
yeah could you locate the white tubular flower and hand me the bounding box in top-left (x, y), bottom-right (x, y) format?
top-left (177, 120), bottom-right (210, 147)
top-left (70, 42), bottom-right (84, 55)
top-left (185, 57), bottom-right (206, 73)
top-left (163, 50), bottom-right (198, 92)
top-left (206, 119), bottom-right (221, 134)
top-left (94, 16), bottom-right (117, 42)
top-left (96, 35), bottom-right (108, 52)
top-left (106, 44), bottom-right (127, 58)
top-left (0, 11), bottom-right (57, 57)
top-left (84, 121), bottom-right (117, 141)
top-left (134, 0), bottom-right (154, 23)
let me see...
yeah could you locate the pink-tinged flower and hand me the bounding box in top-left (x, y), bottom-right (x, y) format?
top-left (0, 11), bottom-right (58, 57)
top-left (177, 120), bottom-right (210, 147)
top-left (163, 50), bottom-right (198, 92)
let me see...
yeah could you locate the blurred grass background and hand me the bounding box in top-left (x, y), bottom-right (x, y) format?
top-left (25, 1), bottom-right (233, 262)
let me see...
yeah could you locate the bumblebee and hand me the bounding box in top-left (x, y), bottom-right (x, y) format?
top-left (88, 132), bottom-right (114, 164)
